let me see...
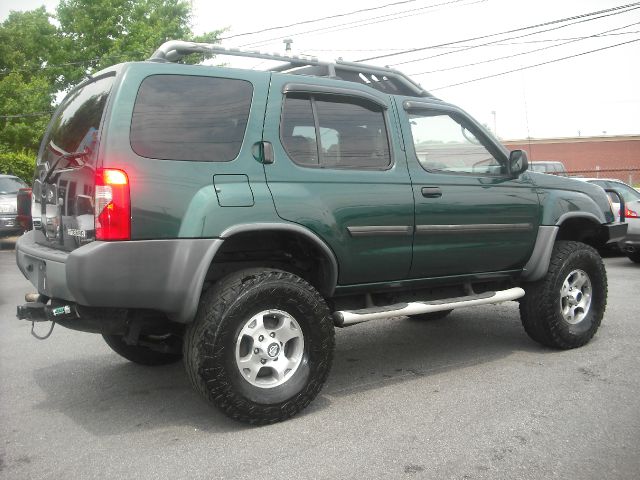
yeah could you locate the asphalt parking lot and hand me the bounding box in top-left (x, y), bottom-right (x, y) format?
top-left (1, 238), bottom-right (639, 480)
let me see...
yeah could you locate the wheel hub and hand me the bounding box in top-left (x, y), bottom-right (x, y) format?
top-left (560, 269), bottom-right (592, 325)
top-left (235, 309), bottom-right (305, 388)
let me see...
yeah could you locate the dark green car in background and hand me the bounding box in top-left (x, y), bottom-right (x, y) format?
top-left (15, 41), bottom-right (627, 424)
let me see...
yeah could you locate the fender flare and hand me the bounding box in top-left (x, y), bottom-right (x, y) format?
top-left (176, 222), bottom-right (339, 323)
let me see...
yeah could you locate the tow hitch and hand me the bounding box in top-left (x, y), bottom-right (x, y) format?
top-left (16, 294), bottom-right (78, 340)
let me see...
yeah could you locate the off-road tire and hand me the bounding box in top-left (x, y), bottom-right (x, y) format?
top-left (408, 309), bottom-right (453, 321)
top-left (519, 241), bottom-right (607, 349)
top-left (102, 334), bottom-right (183, 366)
top-left (627, 251), bottom-right (640, 263)
top-left (183, 269), bottom-right (335, 425)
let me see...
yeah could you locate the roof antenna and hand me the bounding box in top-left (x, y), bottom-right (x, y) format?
top-left (283, 39), bottom-right (293, 52)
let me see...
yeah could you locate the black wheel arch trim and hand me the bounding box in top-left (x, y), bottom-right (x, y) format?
top-left (220, 222), bottom-right (339, 297)
top-left (522, 212), bottom-right (617, 282)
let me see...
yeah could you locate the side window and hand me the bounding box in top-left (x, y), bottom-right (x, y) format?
top-left (408, 111), bottom-right (503, 175)
top-left (130, 75), bottom-right (253, 162)
top-left (281, 93), bottom-right (391, 169)
top-left (281, 95), bottom-right (318, 165)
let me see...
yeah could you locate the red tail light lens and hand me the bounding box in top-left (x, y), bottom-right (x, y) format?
top-left (619, 206), bottom-right (638, 219)
top-left (623, 206), bottom-right (638, 218)
top-left (95, 168), bottom-right (130, 240)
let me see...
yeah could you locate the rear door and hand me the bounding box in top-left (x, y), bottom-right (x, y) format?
top-left (263, 75), bottom-right (414, 285)
top-left (33, 72), bottom-right (116, 251)
top-left (397, 99), bottom-right (540, 278)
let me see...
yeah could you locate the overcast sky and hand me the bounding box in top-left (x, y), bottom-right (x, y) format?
top-left (2, 0), bottom-right (639, 140)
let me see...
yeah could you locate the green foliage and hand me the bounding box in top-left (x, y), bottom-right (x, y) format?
top-left (0, 149), bottom-right (37, 183)
top-left (0, 0), bottom-right (222, 162)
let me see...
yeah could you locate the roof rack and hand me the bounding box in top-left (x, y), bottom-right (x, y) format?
top-left (148, 41), bottom-right (432, 98)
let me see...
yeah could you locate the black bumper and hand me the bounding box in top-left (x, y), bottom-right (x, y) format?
top-left (601, 222), bottom-right (628, 245)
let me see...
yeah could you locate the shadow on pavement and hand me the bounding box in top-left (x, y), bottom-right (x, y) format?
top-left (31, 304), bottom-right (544, 434)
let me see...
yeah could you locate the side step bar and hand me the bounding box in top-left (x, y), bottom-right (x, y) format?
top-left (333, 287), bottom-right (525, 327)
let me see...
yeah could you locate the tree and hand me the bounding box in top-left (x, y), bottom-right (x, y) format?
top-left (56, 0), bottom-right (222, 87)
top-left (0, 1), bottom-right (222, 180)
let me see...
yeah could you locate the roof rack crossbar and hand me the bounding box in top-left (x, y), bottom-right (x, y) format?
top-left (148, 41), bottom-right (430, 97)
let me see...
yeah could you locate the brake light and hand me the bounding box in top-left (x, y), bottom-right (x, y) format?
top-left (95, 168), bottom-right (130, 240)
top-left (620, 206), bottom-right (638, 218)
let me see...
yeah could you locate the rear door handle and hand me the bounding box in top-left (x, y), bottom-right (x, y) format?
top-left (421, 187), bottom-right (442, 198)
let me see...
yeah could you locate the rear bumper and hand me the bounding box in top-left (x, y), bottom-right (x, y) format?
top-left (16, 230), bottom-right (223, 323)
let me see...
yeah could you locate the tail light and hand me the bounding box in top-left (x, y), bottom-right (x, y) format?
top-left (16, 188), bottom-right (33, 231)
top-left (621, 206), bottom-right (638, 219)
top-left (95, 168), bottom-right (130, 240)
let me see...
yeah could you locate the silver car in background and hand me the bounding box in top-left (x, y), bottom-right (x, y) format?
top-left (575, 177), bottom-right (640, 263)
top-left (0, 175), bottom-right (28, 238)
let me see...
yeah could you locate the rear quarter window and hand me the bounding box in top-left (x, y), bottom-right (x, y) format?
top-left (41, 74), bottom-right (115, 166)
top-left (130, 75), bottom-right (253, 162)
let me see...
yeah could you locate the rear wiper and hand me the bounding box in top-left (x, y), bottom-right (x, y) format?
top-left (42, 149), bottom-right (89, 184)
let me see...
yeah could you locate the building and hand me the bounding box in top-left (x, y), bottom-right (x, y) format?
top-left (502, 135), bottom-right (640, 185)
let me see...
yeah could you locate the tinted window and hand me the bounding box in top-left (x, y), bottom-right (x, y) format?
top-left (281, 96), bottom-right (318, 165)
top-left (131, 75), bottom-right (253, 162)
top-left (281, 94), bottom-right (390, 169)
top-left (409, 111), bottom-right (502, 175)
top-left (41, 75), bottom-right (114, 166)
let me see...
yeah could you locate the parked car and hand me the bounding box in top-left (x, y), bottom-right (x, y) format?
top-left (15, 41), bottom-right (626, 424)
top-left (574, 177), bottom-right (640, 263)
top-left (0, 174), bottom-right (29, 237)
top-left (528, 160), bottom-right (568, 176)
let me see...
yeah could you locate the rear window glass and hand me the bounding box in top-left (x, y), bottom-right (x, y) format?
top-left (130, 75), bottom-right (253, 162)
top-left (0, 177), bottom-right (27, 194)
top-left (41, 74), bottom-right (114, 165)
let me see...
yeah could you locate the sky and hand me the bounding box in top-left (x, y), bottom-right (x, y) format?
top-left (2, 0), bottom-right (639, 140)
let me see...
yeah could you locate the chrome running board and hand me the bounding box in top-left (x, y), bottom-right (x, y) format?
top-left (333, 287), bottom-right (525, 327)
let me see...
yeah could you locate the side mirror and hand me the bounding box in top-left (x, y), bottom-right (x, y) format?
top-left (508, 149), bottom-right (528, 177)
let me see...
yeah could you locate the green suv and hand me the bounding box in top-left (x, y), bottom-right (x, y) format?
top-left (16, 41), bottom-right (626, 424)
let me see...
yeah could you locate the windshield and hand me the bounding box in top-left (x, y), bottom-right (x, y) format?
top-left (529, 164), bottom-right (549, 172)
top-left (0, 177), bottom-right (27, 194)
top-left (590, 180), bottom-right (640, 203)
top-left (610, 182), bottom-right (640, 203)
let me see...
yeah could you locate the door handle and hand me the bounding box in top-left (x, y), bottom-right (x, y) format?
top-left (421, 187), bottom-right (442, 198)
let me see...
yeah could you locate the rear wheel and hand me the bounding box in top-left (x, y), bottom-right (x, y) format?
top-left (184, 269), bottom-right (335, 425)
top-left (102, 333), bottom-right (182, 366)
top-left (520, 241), bottom-right (607, 349)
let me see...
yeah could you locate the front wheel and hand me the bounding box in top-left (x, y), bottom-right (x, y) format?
top-left (519, 241), bottom-right (607, 349)
top-left (184, 269), bottom-right (335, 425)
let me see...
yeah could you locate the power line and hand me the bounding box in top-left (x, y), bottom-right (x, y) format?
top-left (390, 5), bottom-right (640, 66)
top-left (407, 21), bottom-right (640, 75)
top-left (302, 30), bottom-right (640, 53)
top-left (238, 0), bottom-right (479, 49)
top-left (429, 37), bottom-right (640, 90)
top-left (219, 0), bottom-right (421, 40)
top-left (356, 2), bottom-right (640, 61)
top-left (0, 111), bottom-right (52, 120)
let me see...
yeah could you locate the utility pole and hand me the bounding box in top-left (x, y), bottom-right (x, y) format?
top-left (491, 110), bottom-right (497, 137)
